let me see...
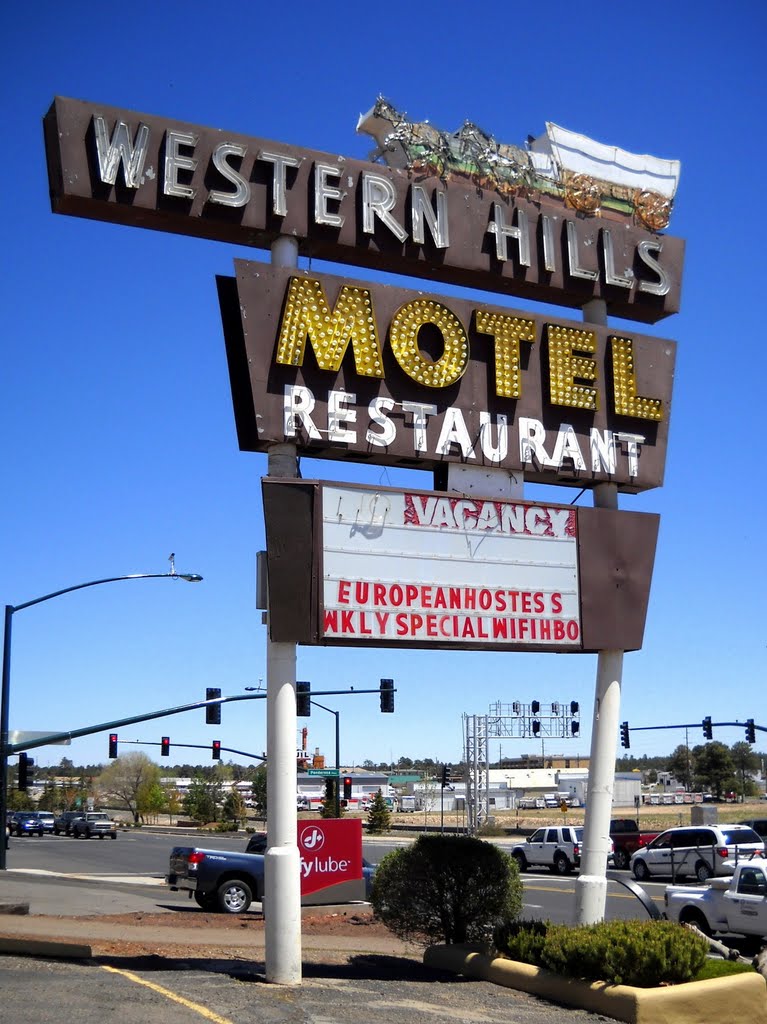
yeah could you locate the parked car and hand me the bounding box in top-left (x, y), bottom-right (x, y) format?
top-left (71, 812), bottom-right (117, 839)
top-left (631, 824), bottom-right (764, 882)
top-left (9, 811), bottom-right (44, 837)
top-left (34, 812), bottom-right (55, 834)
top-left (53, 810), bottom-right (84, 835)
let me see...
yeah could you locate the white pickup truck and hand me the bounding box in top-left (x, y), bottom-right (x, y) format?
top-left (664, 857), bottom-right (767, 938)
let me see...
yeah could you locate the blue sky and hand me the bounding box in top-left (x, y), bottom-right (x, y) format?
top-left (1, 3), bottom-right (765, 772)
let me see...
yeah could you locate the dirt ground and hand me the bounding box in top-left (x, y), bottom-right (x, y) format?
top-left (69, 907), bottom-right (398, 963)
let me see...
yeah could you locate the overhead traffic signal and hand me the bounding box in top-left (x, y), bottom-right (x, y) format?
top-left (531, 700), bottom-right (540, 714)
top-left (161, 736), bottom-right (170, 757)
top-left (343, 776), bottom-right (353, 800)
top-left (17, 753), bottom-right (34, 791)
top-left (532, 720), bottom-right (541, 735)
top-left (296, 681), bottom-right (311, 717)
top-left (702, 716), bottom-right (713, 740)
top-left (441, 764), bottom-right (449, 787)
top-left (571, 721), bottom-right (580, 736)
top-left (570, 701), bottom-right (579, 715)
top-left (620, 721), bottom-right (630, 748)
top-left (108, 733), bottom-right (118, 759)
top-left (745, 719), bottom-right (756, 744)
top-left (205, 688), bottom-right (222, 725)
top-left (212, 740), bottom-right (221, 760)
top-left (380, 678), bottom-right (394, 713)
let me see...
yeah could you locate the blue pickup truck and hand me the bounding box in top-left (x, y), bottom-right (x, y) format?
top-left (166, 833), bottom-right (375, 914)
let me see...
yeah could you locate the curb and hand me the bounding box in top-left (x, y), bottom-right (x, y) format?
top-left (423, 945), bottom-right (767, 1024)
top-left (0, 937), bottom-right (92, 959)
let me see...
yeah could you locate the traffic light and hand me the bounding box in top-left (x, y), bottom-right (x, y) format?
top-left (161, 736), bottom-right (170, 757)
top-left (745, 719), bottom-right (756, 744)
top-left (212, 740), bottom-right (221, 760)
top-left (531, 700), bottom-right (540, 714)
top-left (441, 764), bottom-right (449, 787)
top-left (380, 678), bottom-right (394, 713)
top-left (620, 721), bottom-right (630, 748)
top-left (532, 720), bottom-right (541, 735)
top-left (205, 688), bottom-right (222, 725)
top-left (702, 716), bottom-right (713, 740)
top-left (17, 753), bottom-right (34, 791)
top-left (343, 776), bottom-right (353, 800)
top-left (296, 681), bottom-right (311, 717)
top-left (571, 721), bottom-right (580, 736)
top-left (108, 733), bottom-right (118, 759)
top-left (570, 701), bottom-right (579, 715)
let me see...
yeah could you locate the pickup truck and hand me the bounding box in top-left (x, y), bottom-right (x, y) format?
top-left (167, 834), bottom-right (375, 914)
top-left (664, 857), bottom-right (767, 938)
top-left (610, 818), bottom-right (660, 870)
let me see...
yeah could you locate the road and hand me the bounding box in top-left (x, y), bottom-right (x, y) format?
top-left (4, 829), bottom-right (667, 924)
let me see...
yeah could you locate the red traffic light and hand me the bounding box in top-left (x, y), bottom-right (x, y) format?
top-left (108, 733), bottom-right (118, 759)
top-left (343, 776), bottom-right (353, 800)
top-left (212, 740), bottom-right (222, 760)
top-left (161, 736), bottom-right (170, 757)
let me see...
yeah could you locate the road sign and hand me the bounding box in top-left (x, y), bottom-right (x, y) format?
top-left (9, 731), bottom-right (71, 746)
top-left (307, 768), bottom-right (339, 777)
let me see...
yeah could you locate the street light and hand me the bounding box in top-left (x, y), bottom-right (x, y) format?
top-left (0, 564), bottom-right (203, 869)
top-left (311, 700), bottom-right (340, 817)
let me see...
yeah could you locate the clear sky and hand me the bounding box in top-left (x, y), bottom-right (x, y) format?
top-left (1, 2), bottom-right (765, 773)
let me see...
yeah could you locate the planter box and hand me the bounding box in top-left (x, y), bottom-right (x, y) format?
top-left (423, 945), bottom-right (767, 1024)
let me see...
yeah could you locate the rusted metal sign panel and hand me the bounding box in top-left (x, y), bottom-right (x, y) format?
top-left (221, 262), bottom-right (675, 493)
top-left (262, 479), bottom-right (659, 653)
top-left (44, 96), bottom-right (684, 323)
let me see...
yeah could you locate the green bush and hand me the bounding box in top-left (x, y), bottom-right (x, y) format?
top-left (213, 820), bottom-right (239, 833)
top-left (493, 918), bottom-right (709, 987)
top-left (370, 834), bottom-right (522, 945)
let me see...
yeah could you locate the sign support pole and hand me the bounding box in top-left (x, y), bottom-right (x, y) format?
top-left (265, 235), bottom-right (302, 985)
top-left (575, 299), bottom-right (624, 925)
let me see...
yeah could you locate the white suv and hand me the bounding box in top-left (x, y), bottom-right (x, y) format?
top-left (511, 826), bottom-right (586, 875)
top-left (630, 824), bottom-right (763, 882)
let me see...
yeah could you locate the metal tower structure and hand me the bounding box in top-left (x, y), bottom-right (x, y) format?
top-left (463, 713), bottom-right (489, 832)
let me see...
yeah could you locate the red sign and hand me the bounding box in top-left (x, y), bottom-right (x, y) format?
top-left (298, 818), bottom-right (362, 897)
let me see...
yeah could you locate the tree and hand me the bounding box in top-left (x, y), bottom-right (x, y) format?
top-left (692, 742), bottom-right (735, 800)
top-left (371, 835), bottom-right (523, 945)
top-left (366, 789), bottom-right (391, 834)
top-left (250, 765), bottom-right (267, 818)
top-left (97, 753), bottom-right (160, 823)
top-left (36, 782), bottom-right (59, 812)
top-left (666, 744), bottom-right (694, 791)
top-left (730, 741), bottom-right (759, 798)
top-left (183, 778), bottom-right (218, 824)
top-left (137, 780), bottom-right (167, 823)
top-left (222, 789), bottom-right (247, 823)
top-left (319, 777), bottom-right (342, 818)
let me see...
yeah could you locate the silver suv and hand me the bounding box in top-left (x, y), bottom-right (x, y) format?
top-left (631, 824), bottom-right (763, 882)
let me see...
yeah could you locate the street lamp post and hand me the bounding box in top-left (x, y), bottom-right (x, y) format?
top-left (0, 567), bottom-right (202, 870)
top-left (311, 700), bottom-right (340, 817)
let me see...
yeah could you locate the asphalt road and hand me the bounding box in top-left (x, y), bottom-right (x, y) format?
top-left (4, 829), bottom-right (668, 924)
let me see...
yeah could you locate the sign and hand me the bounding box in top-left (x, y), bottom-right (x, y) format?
top-left (307, 768), bottom-right (339, 777)
top-left (322, 485), bottom-right (580, 647)
top-left (44, 96), bottom-right (684, 324)
top-left (221, 263), bottom-right (675, 493)
top-left (298, 818), bottom-right (363, 899)
top-left (262, 479), bottom-right (660, 654)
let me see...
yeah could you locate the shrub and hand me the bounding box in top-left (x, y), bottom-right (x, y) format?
top-left (493, 918), bottom-right (709, 987)
top-left (213, 820), bottom-right (239, 833)
top-left (370, 834), bottom-right (522, 945)
top-left (366, 789), bottom-right (392, 834)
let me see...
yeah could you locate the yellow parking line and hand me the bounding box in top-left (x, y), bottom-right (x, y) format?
top-left (101, 965), bottom-right (236, 1024)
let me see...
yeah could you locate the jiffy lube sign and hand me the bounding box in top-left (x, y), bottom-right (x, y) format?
top-left (298, 818), bottom-right (363, 897)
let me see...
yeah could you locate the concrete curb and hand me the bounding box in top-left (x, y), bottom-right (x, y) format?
top-left (423, 944), bottom-right (767, 1024)
top-left (0, 937), bottom-right (92, 959)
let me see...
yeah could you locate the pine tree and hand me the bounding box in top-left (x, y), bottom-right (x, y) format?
top-left (367, 788), bottom-right (391, 834)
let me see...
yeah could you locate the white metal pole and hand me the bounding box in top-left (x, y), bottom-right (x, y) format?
top-left (265, 235), bottom-right (302, 984)
top-left (574, 298), bottom-right (625, 925)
